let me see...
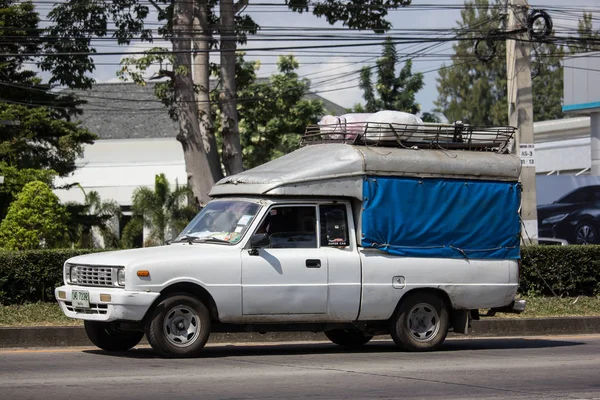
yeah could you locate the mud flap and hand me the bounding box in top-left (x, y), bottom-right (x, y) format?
top-left (451, 310), bottom-right (470, 334)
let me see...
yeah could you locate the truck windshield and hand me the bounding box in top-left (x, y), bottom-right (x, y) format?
top-left (174, 200), bottom-right (261, 244)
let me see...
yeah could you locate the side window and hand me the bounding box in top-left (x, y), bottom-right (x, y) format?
top-left (561, 188), bottom-right (589, 204)
top-left (256, 206), bottom-right (317, 248)
top-left (320, 204), bottom-right (349, 247)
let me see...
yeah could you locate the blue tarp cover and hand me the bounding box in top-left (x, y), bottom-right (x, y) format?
top-left (361, 176), bottom-right (521, 259)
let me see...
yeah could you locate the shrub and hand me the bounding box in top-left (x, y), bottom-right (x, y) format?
top-left (0, 249), bottom-right (101, 305)
top-left (520, 245), bottom-right (600, 296)
top-left (0, 181), bottom-right (69, 250)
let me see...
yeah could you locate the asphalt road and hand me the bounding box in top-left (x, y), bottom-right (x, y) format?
top-left (1, 335), bottom-right (600, 400)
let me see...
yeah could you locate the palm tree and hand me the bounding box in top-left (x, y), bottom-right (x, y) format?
top-left (130, 173), bottom-right (198, 246)
top-left (65, 189), bottom-right (122, 248)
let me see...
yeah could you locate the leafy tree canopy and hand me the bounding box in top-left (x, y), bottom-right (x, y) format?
top-left (353, 38), bottom-right (425, 116)
top-left (0, 181), bottom-right (69, 250)
top-left (0, 0), bottom-right (96, 218)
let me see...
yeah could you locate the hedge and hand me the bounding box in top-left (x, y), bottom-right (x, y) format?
top-left (0, 249), bottom-right (101, 305)
top-left (0, 246), bottom-right (599, 306)
top-left (520, 245), bottom-right (600, 297)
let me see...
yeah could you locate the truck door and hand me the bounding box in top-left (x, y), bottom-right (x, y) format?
top-left (241, 205), bottom-right (328, 316)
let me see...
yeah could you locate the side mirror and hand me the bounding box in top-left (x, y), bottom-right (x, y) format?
top-left (248, 233), bottom-right (270, 255)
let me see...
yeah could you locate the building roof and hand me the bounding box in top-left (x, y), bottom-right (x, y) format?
top-left (67, 81), bottom-right (347, 140)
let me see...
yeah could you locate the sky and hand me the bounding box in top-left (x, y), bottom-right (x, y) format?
top-left (35, 0), bottom-right (600, 116)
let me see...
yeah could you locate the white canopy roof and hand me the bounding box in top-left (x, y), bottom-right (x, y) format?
top-left (210, 144), bottom-right (521, 200)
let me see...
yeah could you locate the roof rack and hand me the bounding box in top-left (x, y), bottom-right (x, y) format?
top-left (300, 121), bottom-right (516, 153)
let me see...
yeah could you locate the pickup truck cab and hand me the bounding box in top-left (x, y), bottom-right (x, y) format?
top-left (55, 119), bottom-right (526, 357)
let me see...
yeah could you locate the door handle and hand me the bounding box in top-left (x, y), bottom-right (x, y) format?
top-left (306, 259), bottom-right (321, 268)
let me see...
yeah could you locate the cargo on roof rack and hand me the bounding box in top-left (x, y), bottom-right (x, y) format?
top-left (300, 120), bottom-right (516, 153)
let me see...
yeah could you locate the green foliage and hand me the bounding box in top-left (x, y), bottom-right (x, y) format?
top-left (120, 52), bottom-right (324, 169)
top-left (288, 0), bottom-right (411, 33)
top-left (0, 249), bottom-right (100, 305)
top-left (131, 173), bottom-right (198, 246)
top-left (354, 38), bottom-right (425, 115)
top-left (0, 0), bottom-right (96, 218)
top-left (64, 189), bottom-right (122, 249)
top-left (0, 104), bottom-right (96, 175)
top-left (434, 0), bottom-right (508, 125)
top-left (41, 0), bottom-right (154, 89)
top-left (236, 55), bottom-right (325, 168)
top-left (120, 215), bottom-right (144, 249)
top-left (574, 12), bottom-right (600, 53)
top-left (0, 163), bottom-right (55, 220)
top-left (0, 181), bottom-right (69, 250)
top-left (520, 245), bottom-right (600, 297)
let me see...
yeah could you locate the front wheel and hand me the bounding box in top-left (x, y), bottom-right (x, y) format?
top-left (389, 292), bottom-right (449, 352)
top-left (325, 329), bottom-right (373, 349)
top-left (84, 321), bottom-right (144, 351)
top-left (575, 221), bottom-right (598, 244)
top-left (146, 294), bottom-right (211, 358)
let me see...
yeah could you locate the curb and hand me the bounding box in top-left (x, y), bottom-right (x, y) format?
top-left (1, 317), bottom-right (599, 348)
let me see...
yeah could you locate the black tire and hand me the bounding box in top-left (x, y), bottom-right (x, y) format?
top-left (84, 321), bottom-right (144, 351)
top-left (389, 292), bottom-right (449, 352)
top-left (575, 221), bottom-right (598, 245)
top-left (325, 329), bottom-right (373, 349)
top-left (146, 294), bottom-right (211, 358)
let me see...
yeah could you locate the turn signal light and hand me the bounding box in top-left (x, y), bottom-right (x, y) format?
top-left (99, 294), bottom-right (111, 302)
top-left (137, 270), bottom-right (150, 277)
top-left (58, 291), bottom-right (66, 299)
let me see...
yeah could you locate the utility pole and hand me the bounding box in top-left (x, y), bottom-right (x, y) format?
top-left (506, 0), bottom-right (538, 243)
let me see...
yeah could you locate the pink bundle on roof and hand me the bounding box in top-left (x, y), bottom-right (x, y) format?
top-left (318, 113), bottom-right (374, 140)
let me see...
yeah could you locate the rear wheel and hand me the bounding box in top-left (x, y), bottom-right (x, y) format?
top-left (325, 329), bottom-right (373, 349)
top-left (84, 321), bottom-right (144, 351)
top-left (389, 292), bottom-right (449, 352)
top-left (146, 294), bottom-right (211, 358)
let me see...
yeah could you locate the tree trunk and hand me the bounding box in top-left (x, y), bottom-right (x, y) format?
top-left (219, 0), bottom-right (244, 175)
top-left (193, 0), bottom-right (223, 182)
top-left (172, 0), bottom-right (215, 206)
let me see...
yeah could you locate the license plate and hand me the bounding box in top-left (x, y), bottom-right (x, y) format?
top-left (72, 290), bottom-right (90, 309)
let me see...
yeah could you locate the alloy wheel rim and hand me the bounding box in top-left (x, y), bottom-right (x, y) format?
top-left (577, 225), bottom-right (596, 244)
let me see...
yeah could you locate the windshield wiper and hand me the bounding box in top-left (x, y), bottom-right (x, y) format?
top-left (194, 236), bottom-right (231, 244)
top-left (173, 235), bottom-right (231, 244)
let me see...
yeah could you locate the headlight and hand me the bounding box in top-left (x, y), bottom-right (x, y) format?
top-left (117, 268), bottom-right (126, 286)
top-left (542, 213), bottom-right (569, 225)
top-left (65, 263), bottom-right (72, 283)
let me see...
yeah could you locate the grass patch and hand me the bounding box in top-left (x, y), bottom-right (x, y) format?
top-left (486, 296), bottom-right (600, 318)
top-left (0, 303), bottom-right (82, 327)
top-left (1, 296), bottom-right (600, 327)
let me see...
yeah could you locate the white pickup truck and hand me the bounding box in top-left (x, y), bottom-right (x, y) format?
top-left (55, 121), bottom-right (525, 357)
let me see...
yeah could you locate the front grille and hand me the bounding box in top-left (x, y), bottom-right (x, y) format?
top-left (70, 265), bottom-right (116, 287)
top-left (65, 302), bottom-right (108, 315)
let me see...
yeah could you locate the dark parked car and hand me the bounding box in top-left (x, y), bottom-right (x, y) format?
top-left (537, 185), bottom-right (600, 245)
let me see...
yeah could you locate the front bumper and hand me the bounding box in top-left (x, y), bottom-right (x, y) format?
top-left (55, 285), bottom-right (160, 322)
